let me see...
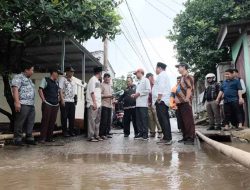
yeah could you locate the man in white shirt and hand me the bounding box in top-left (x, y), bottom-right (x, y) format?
top-left (59, 66), bottom-right (77, 137)
top-left (131, 68), bottom-right (151, 140)
top-left (86, 67), bottom-right (103, 142)
top-left (152, 62), bottom-right (172, 145)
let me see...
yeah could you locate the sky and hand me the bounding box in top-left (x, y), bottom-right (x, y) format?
top-left (84, 0), bottom-right (187, 86)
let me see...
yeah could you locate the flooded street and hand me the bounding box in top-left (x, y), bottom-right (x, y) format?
top-left (0, 119), bottom-right (250, 190)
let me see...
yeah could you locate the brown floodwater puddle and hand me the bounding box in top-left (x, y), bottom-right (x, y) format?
top-left (0, 143), bottom-right (249, 190)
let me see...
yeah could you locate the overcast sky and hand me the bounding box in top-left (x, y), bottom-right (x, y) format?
top-left (84, 0), bottom-right (186, 86)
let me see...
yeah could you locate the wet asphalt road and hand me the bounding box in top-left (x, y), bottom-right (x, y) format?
top-left (0, 119), bottom-right (250, 190)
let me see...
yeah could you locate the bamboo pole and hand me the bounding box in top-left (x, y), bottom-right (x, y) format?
top-left (0, 130), bottom-right (62, 141)
top-left (196, 130), bottom-right (250, 169)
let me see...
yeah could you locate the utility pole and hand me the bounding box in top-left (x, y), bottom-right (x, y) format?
top-left (103, 37), bottom-right (108, 71)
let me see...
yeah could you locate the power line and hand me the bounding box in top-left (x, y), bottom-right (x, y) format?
top-left (128, 8), bottom-right (164, 62)
top-left (125, 0), bottom-right (154, 71)
top-left (120, 30), bottom-right (150, 71)
top-left (113, 41), bottom-right (136, 70)
top-left (124, 6), bottom-right (178, 74)
top-left (145, 0), bottom-right (173, 20)
top-left (118, 9), bottom-right (149, 69)
top-left (155, 0), bottom-right (178, 14)
top-left (118, 9), bottom-right (149, 66)
top-left (120, 21), bottom-right (148, 65)
top-left (172, 0), bottom-right (184, 7)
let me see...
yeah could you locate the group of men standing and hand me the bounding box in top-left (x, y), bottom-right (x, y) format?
top-left (11, 63), bottom-right (78, 146)
top-left (10, 61), bottom-right (196, 146)
top-left (203, 69), bottom-right (246, 131)
top-left (119, 62), bottom-right (196, 145)
top-left (86, 67), bottom-right (114, 142)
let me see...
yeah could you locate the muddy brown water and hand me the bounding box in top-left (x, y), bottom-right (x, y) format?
top-left (0, 120), bottom-right (250, 190)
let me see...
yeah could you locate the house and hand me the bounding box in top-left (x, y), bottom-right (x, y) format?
top-left (0, 34), bottom-right (103, 129)
top-left (217, 20), bottom-right (250, 126)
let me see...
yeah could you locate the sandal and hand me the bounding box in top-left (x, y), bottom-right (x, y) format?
top-left (96, 137), bottom-right (103, 141)
top-left (222, 127), bottom-right (230, 131)
top-left (88, 138), bottom-right (98, 142)
top-left (236, 127), bottom-right (245, 131)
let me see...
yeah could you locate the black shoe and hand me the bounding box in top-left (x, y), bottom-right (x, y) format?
top-left (69, 132), bottom-right (76, 137)
top-left (178, 138), bottom-right (185, 143)
top-left (215, 127), bottom-right (221, 130)
top-left (207, 126), bottom-right (215, 130)
top-left (184, 139), bottom-right (194, 145)
top-left (26, 140), bottom-right (37, 145)
top-left (107, 135), bottom-right (112, 138)
top-left (13, 141), bottom-right (24, 146)
top-left (156, 139), bottom-right (168, 144)
top-left (142, 137), bottom-right (149, 141)
top-left (46, 139), bottom-right (56, 142)
top-left (63, 132), bottom-right (71, 137)
top-left (134, 134), bottom-right (142, 139)
top-left (165, 140), bottom-right (172, 145)
top-left (149, 132), bottom-right (156, 138)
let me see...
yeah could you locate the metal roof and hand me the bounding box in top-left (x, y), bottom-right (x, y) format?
top-left (217, 20), bottom-right (250, 49)
top-left (24, 34), bottom-right (102, 75)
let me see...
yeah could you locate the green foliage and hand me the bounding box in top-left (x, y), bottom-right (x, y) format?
top-left (0, 0), bottom-right (121, 43)
top-left (113, 76), bottom-right (127, 92)
top-left (168, 0), bottom-right (250, 79)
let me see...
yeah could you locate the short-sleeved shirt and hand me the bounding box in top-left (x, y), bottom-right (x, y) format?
top-left (59, 76), bottom-right (77, 102)
top-left (11, 73), bottom-right (35, 106)
top-left (101, 82), bottom-right (113, 108)
top-left (220, 79), bottom-right (242, 103)
top-left (86, 76), bottom-right (102, 108)
top-left (175, 74), bottom-right (194, 104)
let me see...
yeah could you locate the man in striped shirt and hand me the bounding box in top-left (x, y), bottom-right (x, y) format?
top-left (175, 63), bottom-right (195, 145)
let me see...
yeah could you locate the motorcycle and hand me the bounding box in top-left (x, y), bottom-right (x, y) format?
top-left (112, 90), bottom-right (124, 129)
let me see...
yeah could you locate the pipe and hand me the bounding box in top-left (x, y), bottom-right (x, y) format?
top-left (196, 130), bottom-right (250, 169)
top-left (0, 130), bottom-right (62, 141)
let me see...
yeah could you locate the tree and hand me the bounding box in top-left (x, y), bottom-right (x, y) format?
top-left (168, 0), bottom-right (250, 79)
top-left (113, 76), bottom-right (127, 92)
top-left (0, 0), bottom-right (121, 131)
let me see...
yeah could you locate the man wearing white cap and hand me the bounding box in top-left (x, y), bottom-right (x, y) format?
top-left (131, 68), bottom-right (151, 140)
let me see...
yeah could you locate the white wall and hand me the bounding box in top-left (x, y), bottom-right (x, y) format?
top-left (0, 73), bottom-right (85, 124)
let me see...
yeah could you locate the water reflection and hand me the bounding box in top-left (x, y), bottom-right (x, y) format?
top-left (0, 145), bottom-right (250, 190)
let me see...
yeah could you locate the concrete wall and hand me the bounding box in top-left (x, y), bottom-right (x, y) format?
top-left (216, 62), bottom-right (232, 82)
top-left (231, 33), bottom-right (250, 126)
top-left (0, 73), bottom-right (85, 125)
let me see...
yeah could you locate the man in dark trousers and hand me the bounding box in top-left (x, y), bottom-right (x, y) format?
top-left (131, 69), bottom-right (151, 140)
top-left (59, 66), bottom-right (77, 137)
top-left (175, 63), bottom-right (195, 145)
top-left (152, 62), bottom-right (172, 145)
top-left (38, 68), bottom-right (62, 143)
top-left (11, 63), bottom-right (37, 146)
top-left (216, 69), bottom-right (244, 131)
top-left (233, 69), bottom-right (246, 127)
top-left (119, 77), bottom-right (138, 137)
top-left (170, 76), bottom-right (184, 132)
top-left (100, 73), bottom-right (113, 140)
